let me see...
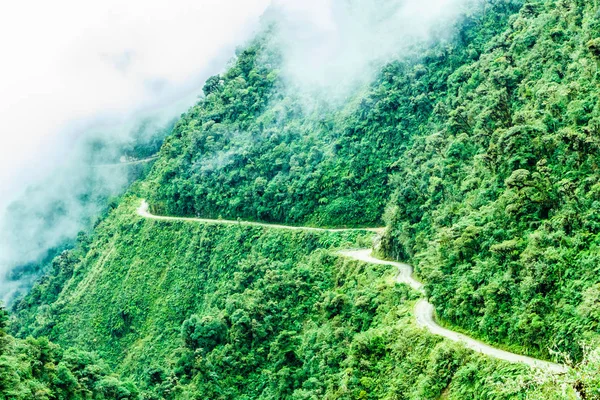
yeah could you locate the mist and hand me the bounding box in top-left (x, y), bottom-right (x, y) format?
top-left (0, 0), bottom-right (484, 302)
top-left (269, 0), bottom-right (483, 104)
top-left (0, 0), bottom-right (271, 301)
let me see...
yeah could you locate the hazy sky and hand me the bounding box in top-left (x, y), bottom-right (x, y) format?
top-left (0, 0), bottom-right (271, 209)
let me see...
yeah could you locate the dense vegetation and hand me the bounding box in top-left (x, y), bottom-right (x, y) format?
top-left (143, 0), bottom-right (600, 363)
top-left (10, 198), bottom-right (589, 399)
top-left (381, 0), bottom-right (600, 361)
top-left (145, 1), bottom-right (520, 228)
top-left (0, 304), bottom-right (138, 399)
top-left (8, 0), bottom-right (600, 398)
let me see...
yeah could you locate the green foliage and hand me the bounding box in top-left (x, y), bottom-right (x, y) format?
top-left (0, 336), bottom-right (138, 399)
top-left (144, 0), bottom-right (517, 228)
top-left (380, 0), bottom-right (600, 363)
top-left (0, 304), bottom-right (8, 358)
top-left (181, 314), bottom-right (228, 352)
top-left (11, 0), bottom-right (600, 397)
top-left (10, 197), bottom-right (570, 398)
top-left (0, 305), bottom-right (7, 333)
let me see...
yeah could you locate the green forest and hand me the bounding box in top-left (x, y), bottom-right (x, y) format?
top-left (4, 0), bottom-right (600, 398)
top-left (381, 0), bottom-right (600, 361)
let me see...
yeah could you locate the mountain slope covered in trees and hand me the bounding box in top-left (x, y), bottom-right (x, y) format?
top-left (6, 0), bottom-right (600, 398)
top-left (144, 1), bottom-right (521, 227)
top-left (381, 0), bottom-right (600, 361)
top-left (10, 197), bottom-right (588, 399)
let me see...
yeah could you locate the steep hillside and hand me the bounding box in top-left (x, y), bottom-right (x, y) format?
top-left (0, 117), bottom-right (166, 303)
top-left (144, 1), bottom-right (520, 227)
top-left (9, 0), bottom-right (600, 398)
top-left (381, 0), bottom-right (600, 361)
top-left (10, 198), bottom-right (585, 399)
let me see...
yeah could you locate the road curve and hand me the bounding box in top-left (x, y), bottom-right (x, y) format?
top-left (137, 200), bottom-right (384, 234)
top-left (339, 249), bottom-right (568, 374)
top-left (136, 199), bottom-right (566, 374)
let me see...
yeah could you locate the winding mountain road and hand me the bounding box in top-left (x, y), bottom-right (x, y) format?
top-left (339, 249), bottom-right (567, 374)
top-left (137, 200), bottom-right (567, 374)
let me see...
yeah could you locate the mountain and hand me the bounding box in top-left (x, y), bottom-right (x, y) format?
top-left (5, 0), bottom-right (600, 398)
top-left (382, 0), bottom-right (600, 361)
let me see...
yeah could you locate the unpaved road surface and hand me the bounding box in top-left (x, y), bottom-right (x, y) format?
top-left (95, 156), bottom-right (159, 167)
top-left (340, 249), bottom-right (567, 374)
top-left (138, 200), bottom-right (384, 233)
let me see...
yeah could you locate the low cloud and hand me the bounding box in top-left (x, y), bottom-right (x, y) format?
top-left (270, 0), bottom-right (482, 102)
top-left (0, 0), bottom-right (270, 301)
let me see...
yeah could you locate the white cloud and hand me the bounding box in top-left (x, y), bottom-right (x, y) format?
top-left (271, 0), bottom-right (481, 100)
top-left (0, 0), bottom-right (271, 301)
top-left (0, 0), bottom-right (270, 209)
